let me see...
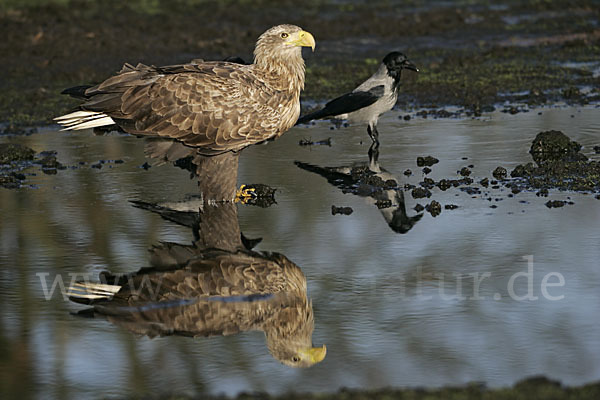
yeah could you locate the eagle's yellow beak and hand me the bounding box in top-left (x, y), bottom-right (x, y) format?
top-left (299, 344), bottom-right (327, 364)
top-left (290, 30), bottom-right (316, 52)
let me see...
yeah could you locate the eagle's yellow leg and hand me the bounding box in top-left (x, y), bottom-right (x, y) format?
top-left (234, 185), bottom-right (256, 204)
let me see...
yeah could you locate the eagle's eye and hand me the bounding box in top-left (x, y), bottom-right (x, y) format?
top-left (292, 356), bottom-right (300, 362)
top-left (280, 32), bottom-right (289, 39)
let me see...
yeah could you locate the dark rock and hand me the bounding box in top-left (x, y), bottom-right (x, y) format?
top-left (508, 131), bottom-right (600, 193)
top-left (529, 130), bottom-right (586, 165)
top-left (593, 146), bottom-right (600, 154)
top-left (421, 177), bottom-right (435, 188)
top-left (403, 169), bottom-right (412, 176)
top-left (545, 200), bottom-right (566, 208)
top-left (536, 188), bottom-right (549, 197)
top-left (383, 179), bottom-right (397, 189)
top-left (363, 174), bottom-right (385, 187)
top-left (416, 156), bottom-right (439, 167)
top-left (0, 143), bottom-right (35, 164)
top-left (511, 162), bottom-right (535, 177)
top-left (35, 150), bottom-right (63, 170)
top-left (459, 167), bottom-right (471, 177)
top-left (437, 179), bottom-right (452, 191)
top-left (444, 204), bottom-right (459, 210)
top-left (479, 178), bottom-right (489, 187)
top-left (375, 199), bottom-right (392, 209)
top-left (411, 187), bottom-right (432, 199)
top-left (492, 166), bottom-right (507, 180)
top-left (422, 167), bottom-right (432, 174)
top-left (331, 205), bottom-right (353, 215)
top-left (1, 144), bottom-right (67, 187)
top-left (0, 171), bottom-right (25, 189)
top-left (426, 200), bottom-right (442, 217)
top-left (414, 204), bottom-right (425, 212)
top-left (433, 109), bottom-right (453, 118)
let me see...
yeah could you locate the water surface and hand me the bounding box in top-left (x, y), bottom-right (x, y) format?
top-left (1, 106), bottom-right (599, 398)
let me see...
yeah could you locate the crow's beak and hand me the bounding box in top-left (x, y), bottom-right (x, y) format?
top-left (403, 60), bottom-right (419, 72)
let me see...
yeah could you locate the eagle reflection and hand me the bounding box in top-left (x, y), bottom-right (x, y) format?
top-left (296, 146), bottom-right (422, 234)
top-left (68, 152), bottom-right (325, 368)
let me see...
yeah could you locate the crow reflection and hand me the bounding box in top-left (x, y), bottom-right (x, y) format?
top-left (68, 152), bottom-right (325, 368)
top-left (296, 146), bottom-right (422, 233)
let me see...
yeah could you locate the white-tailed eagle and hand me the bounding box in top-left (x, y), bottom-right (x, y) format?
top-left (55, 25), bottom-right (315, 156)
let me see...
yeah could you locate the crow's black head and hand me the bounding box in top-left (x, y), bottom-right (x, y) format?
top-left (382, 52), bottom-right (418, 81)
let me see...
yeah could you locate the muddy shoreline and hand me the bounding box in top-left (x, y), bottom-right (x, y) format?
top-left (1, 0), bottom-right (598, 129)
top-left (155, 376), bottom-right (600, 399)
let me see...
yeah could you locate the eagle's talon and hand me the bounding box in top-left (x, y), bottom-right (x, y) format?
top-left (235, 185), bottom-right (257, 203)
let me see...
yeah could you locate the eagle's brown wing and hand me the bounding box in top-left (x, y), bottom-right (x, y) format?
top-left (81, 62), bottom-right (295, 155)
top-left (87, 250), bottom-right (306, 338)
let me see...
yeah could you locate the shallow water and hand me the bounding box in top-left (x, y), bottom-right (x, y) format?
top-left (1, 106), bottom-right (600, 398)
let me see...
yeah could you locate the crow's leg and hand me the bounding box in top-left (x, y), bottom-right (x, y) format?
top-left (368, 142), bottom-right (380, 167)
top-left (367, 124), bottom-right (380, 147)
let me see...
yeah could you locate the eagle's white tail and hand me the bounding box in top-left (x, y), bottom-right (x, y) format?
top-left (67, 281), bottom-right (121, 301)
top-left (54, 110), bottom-right (115, 131)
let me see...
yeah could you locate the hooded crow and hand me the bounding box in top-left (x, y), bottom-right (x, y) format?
top-left (296, 52), bottom-right (417, 145)
top-left (295, 146), bottom-right (422, 234)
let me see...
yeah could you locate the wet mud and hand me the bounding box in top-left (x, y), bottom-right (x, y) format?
top-left (0, 141), bottom-right (138, 188)
top-left (392, 129), bottom-right (600, 213)
top-left (0, 143), bottom-right (65, 188)
top-left (1, 0), bottom-right (598, 128)
top-left (171, 376), bottom-right (599, 400)
top-left (504, 130), bottom-right (600, 193)
top-left (296, 123), bottom-right (599, 219)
